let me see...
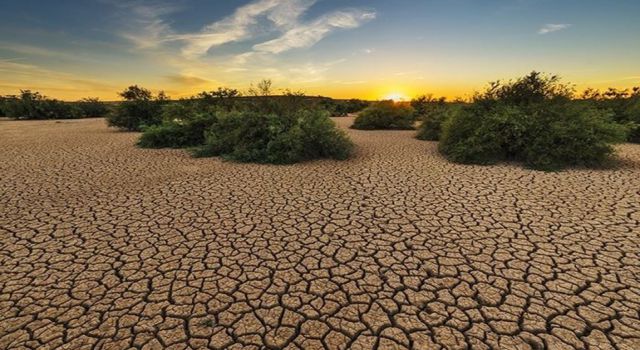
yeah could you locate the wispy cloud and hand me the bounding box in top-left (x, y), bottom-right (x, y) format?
top-left (538, 23), bottom-right (571, 35)
top-left (285, 59), bottom-right (346, 83)
top-left (253, 9), bottom-right (376, 54)
top-left (335, 80), bottom-right (367, 85)
top-left (171, 0), bottom-right (314, 58)
top-left (117, 0), bottom-right (375, 60)
top-left (100, 0), bottom-right (376, 95)
top-left (165, 74), bottom-right (212, 87)
top-left (107, 0), bottom-right (181, 48)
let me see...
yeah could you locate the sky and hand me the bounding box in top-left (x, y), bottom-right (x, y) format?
top-left (0, 0), bottom-right (639, 101)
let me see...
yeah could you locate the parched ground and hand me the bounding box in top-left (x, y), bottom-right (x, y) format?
top-left (1, 117), bottom-right (639, 350)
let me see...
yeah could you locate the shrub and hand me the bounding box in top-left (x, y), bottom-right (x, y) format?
top-left (346, 99), bottom-right (371, 114)
top-left (196, 87), bottom-right (241, 111)
top-left (351, 101), bottom-right (415, 130)
top-left (475, 71), bottom-right (573, 107)
top-left (138, 118), bottom-right (213, 149)
top-left (138, 104), bottom-right (219, 148)
top-left (75, 98), bottom-right (109, 118)
top-left (1, 90), bottom-right (77, 119)
top-left (411, 94), bottom-right (446, 117)
top-left (521, 105), bottom-right (627, 170)
top-left (439, 104), bottom-right (528, 164)
top-left (581, 87), bottom-right (640, 143)
top-left (328, 99), bottom-right (370, 116)
top-left (415, 104), bottom-right (459, 141)
top-left (107, 86), bottom-right (167, 131)
top-left (194, 108), bottom-right (353, 164)
top-left (624, 97), bottom-right (640, 142)
top-left (438, 72), bottom-right (628, 170)
top-left (0, 97), bottom-right (7, 117)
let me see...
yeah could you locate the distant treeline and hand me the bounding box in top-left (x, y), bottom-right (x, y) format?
top-left (0, 91), bottom-right (111, 119)
top-left (2, 78), bottom-right (637, 146)
top-left (0, 86), bottom-right (370, 121)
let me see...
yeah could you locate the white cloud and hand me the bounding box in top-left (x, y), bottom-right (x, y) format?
top-left (285, 59), bottom-right (346, 83)
top-left (538, 23), bottom-right (571, 35)
top-left (224, 67), bottom-right (249, 73)
top-left (117, 0), bottom-right (375, 60)
top-left (253, 9), bottom-right (376, 54)
top-left (173, 0), bottom-right (316, 58)
top-left (335, 80), bottom-right (367, 85)
top-left (231, 52), bottom-right (259, 65)
top-left (111, 1), bottom-right (181, 48)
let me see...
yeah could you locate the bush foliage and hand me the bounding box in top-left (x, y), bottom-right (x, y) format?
top-left (107, 85), bottom-right (167, 131)
top-left (411, 94), bottom-right (453, 141)
top-left (0, 90), bottom-right (108, 119)
top-left (137, 104), bottom-right (219, 148)
top-left (136, 83), bottom-right (354, 164)
top-left (1, 91), bottom-right (70, 119)
top-left (75, 98), bottom-right (110, 118)
top-left (416, 105), bottom-right (460, 141)
top-left (438, 72), bottom-right (628, 170)
top-left (194, 108), bottom-right (353, 164)
top-left (581, 87), bottom-right (640, 143)
top-left (351, 101), bottom-right (415, 130)
top-left (321, 98), bottom-right (370, 116)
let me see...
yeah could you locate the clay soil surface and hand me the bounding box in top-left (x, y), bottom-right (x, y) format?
top-left (1, 117), bottom-right (640, 349)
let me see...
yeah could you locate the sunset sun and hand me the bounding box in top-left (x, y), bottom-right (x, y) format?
top-left (383, 92), bottom-right (408, 102)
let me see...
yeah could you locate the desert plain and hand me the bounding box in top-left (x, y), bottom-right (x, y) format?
top-left (1, 117), bottom-right (639, 349)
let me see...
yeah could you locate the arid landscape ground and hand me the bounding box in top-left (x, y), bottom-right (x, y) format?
top-left (1, 117), bottom-right (640, 349)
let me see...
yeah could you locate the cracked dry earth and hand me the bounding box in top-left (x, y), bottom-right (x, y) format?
top-left (1, 117), bottom-right (640, 350)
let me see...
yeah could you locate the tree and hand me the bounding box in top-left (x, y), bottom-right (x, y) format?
top-left (197, 87), bottom-right (241, 110)
top-left (411, 94), bottom-right (446, 118)
top-left (107, 85), bottom-right (167, 131)
top-left (248, 79), bottom-right (273, 97)
top-left (119, 85), bottom-right (153, 101)
top-left (76, 97), bottom-right (109, 118)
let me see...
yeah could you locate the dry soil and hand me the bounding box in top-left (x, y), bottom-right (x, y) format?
top-left (1, 117), bottom-right (639, 349)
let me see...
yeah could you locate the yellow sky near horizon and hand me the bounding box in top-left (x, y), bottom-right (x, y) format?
top-left (2, 72), bottom-right (638, 102)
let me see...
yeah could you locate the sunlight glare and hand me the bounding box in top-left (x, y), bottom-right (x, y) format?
top-left (383, 92), bottom-right (408, 102)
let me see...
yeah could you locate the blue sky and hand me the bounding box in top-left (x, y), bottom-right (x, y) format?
top-left (1, 0), bottom-right (639, 100)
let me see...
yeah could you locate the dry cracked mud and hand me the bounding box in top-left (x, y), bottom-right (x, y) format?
top-left (1, 117), bottom-right (640, 350)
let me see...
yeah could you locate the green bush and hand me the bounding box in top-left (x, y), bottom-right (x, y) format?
top-left (411, 94), bottom-right (446, 117)
top-left (439, 104), bottom-right (527, 164)
top-left (333, 99), bottom-right (370, 116)
top-left (135, 81), bottom-right (353, 164)
top-left (624, 97), bottom-right (640, 142)
top-left (194, 108), bottom-right (353, 164)
top-left (1, 90), bottom-right (77, 119)
top-left (138, 104), bottom-right (219, 148)
top-left (351, 101), bottom-right (415, 130)
top-left (522, 105), bottom-right (627, 170)
top-left (107, 85), bottom-right (167, 131)
top-left (75, 98), bottom-right (109, 118)
top-left (581, 87), bottom-right (640, 143)
top-left (416, 105), bottom-right (460, 141)
top-left (0, 97), bottom-right (7, 117)
top-left (438, 72), bottom-right (628, 171)
top-left (196, 87), bottom-right (241, 111)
